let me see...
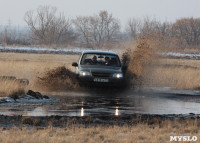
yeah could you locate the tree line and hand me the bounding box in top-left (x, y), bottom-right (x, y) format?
top-left (127, 17), bottom-right (200, 50)
top-left (0, 5), bottom-right (200, 50)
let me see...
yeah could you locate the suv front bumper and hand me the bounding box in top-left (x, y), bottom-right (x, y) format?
top-left (77, 76), bottom-right (125, 87)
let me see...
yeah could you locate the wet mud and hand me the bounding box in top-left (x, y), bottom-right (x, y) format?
top-left (0, 114), bottom-right (200, 128)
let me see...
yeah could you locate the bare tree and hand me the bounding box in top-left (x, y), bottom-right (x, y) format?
top-left (73, 10), bottom-right (120, 48)
top-left (126, 18), bottom-right (141, 39)
top-left (126, 17), bottom-right (171, 39)
top-left (140, 17), bottom-right (161, 36)
top-left (100, 11), bottom-right (120, 43)
top-left (1, 27), bottom-right (18, 45)
top-left (73, 16), bottom-right (91, 47)
top-left (172, 18), bottom-right (200, 46)
top-left (24, 5), bottom-right (73, 46)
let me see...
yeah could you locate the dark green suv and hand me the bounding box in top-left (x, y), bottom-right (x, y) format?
top-left (72, 50), bottom-right (124, 87)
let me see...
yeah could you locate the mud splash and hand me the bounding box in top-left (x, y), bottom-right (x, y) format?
top-left (36, 66), bottom-right (79, 91)
top-left (36, 39), bottom-right (156, 92)
top-left (36, 36), bottom-right (161, 92)
top-left (122, 36), bottom-right (159, 89)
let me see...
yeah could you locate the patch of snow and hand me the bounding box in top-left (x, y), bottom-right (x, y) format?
top-left (161, 52), bottom-right (200, 59)
top-left (0, 95), bottom-right (50, 104)
top-left (145, 86), bottom-right (171, 91)
top-left (168, 89), bottom-right (200, 96)
top-left (144, 86), bottom-right (200, 96)
top-left (0, 46), bottom-right (89, 53)
top-left (2, 46), bottom-right (200, 58)
top-left (0, 97), bottom-right (15, 103)
top-left (0, 46), bottom-right (124, 55)
top-left (26, 107), bottom-right (47, 116)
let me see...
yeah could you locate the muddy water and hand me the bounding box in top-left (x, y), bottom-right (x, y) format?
top-left (1, 89), bottom-right (200, 117)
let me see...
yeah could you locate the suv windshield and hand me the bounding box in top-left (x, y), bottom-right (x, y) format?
top-left (80, 53), bottom-right (121, 67)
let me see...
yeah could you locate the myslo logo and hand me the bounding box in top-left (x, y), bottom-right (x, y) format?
top-left (170, 136), bottom-right (197, 142)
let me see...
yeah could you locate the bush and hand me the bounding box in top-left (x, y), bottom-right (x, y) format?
top-left (21, 116), bottom-right (33, 125)
top-left (9, 89), bottom-right (25, 100)
top-left (33, 119), bottom-right (42, 126)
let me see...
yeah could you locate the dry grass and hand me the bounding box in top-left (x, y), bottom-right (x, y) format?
top-left (0, 119), bottom-right (200, 143)
top-left (0, 53), bottom-right (79, 79)
top-left (0, 53), bottom-right (79, 93)
top-left (0, 80), bottom-right (26, 97)
top-left (142, 58), bottom-right (200, 89)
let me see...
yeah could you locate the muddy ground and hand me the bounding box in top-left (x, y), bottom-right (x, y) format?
top-left (1, 89), bottom-right (200, 129)
top-left (0, 114), bottom-right (199, 129)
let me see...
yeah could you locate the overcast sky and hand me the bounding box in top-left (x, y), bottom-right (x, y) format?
top-left (0, 0), bottom-right (200, 27)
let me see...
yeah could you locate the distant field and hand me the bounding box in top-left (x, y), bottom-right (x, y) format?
top-left (1, 52), bottom-right (200, 92)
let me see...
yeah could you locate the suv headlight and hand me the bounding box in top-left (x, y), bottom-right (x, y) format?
top-left (79, 71), bottom-right (91, 76)
top-left (113, 73), bottom-right (123, 78)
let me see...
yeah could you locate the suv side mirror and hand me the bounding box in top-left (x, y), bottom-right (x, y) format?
top-left (72, 62), bottom-right (78, 67)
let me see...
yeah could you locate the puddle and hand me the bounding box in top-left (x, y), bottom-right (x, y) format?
top-left (1, 89), bottom-right (200, 116)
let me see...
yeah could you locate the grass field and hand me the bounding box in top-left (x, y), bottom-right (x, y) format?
top-left (0, 118), bottom-right (200, 143)
top-left (0, 53), bottom-right (79, 79)
top-left (0, 53), bottom-right (79, 94)
top-left (1, 52), bottom-right (200, 95)
top-left (142, 58), bottom-right (200, 89)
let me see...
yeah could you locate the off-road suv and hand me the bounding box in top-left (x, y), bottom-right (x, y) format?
top-left (72, 50), bottom-right (125, 87)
